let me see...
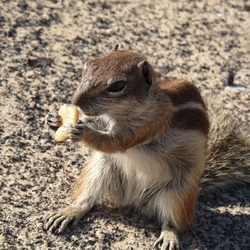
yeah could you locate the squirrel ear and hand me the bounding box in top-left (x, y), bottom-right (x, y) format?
top-left (137, 60), bottom-right (153, 87)
top-left (111, 44), bottom-right (119, 51)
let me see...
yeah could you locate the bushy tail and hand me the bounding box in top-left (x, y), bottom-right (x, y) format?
top-left (201, 99), bottom-right (250, 192)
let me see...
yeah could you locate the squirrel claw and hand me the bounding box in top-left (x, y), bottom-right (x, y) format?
top-left (154, 229), bottom-right (180, 250)
top-left (44, 209), bottom-right (79, 234)
top-left (44, 212), bottom-right (66, 233)
top-left (67, 124), bottom-right (85, 142)
top-left (44, 204), bottom-right (90, 234)
top-left (45, 110), bottom-right (62, 131)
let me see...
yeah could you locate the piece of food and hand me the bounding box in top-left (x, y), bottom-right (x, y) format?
top-left (54, 104), bottom-right (79, 142)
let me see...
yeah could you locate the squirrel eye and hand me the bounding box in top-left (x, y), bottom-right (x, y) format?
top-left (106, 80), bottom-right (126, 94)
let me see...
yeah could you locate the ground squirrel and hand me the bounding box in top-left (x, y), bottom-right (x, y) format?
top-left (44, 47), bottom-right (250, 250)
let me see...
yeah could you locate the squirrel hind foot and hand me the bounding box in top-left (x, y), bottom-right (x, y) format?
top-left (154, 226), bottom-right (180, 250)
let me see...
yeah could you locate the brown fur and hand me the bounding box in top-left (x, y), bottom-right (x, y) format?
top-left (172, 108), bottom-right (209, 135)
top-left (173, 184), bottom-right (199, 231)
top-left (160, 79), bottom-right (206, 107)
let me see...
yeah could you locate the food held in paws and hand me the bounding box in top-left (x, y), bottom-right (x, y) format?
top-left (54, 104), bottom-right (79, 142)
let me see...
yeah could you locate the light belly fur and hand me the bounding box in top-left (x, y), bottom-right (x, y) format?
top-left (112, 147), bottom-right (172, 206)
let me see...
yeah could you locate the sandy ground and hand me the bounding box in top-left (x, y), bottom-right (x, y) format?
top-left (0, 0), bottom-right (250, 249)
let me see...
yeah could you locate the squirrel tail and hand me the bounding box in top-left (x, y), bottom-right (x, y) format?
top-left (201, 99), bottom-right (250, 192)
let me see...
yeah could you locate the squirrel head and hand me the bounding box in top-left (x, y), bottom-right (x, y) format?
top-left (72, 50), bottom-right (156, 117)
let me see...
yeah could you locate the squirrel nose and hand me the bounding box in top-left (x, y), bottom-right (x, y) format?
top-left (72, 91), bottom-right (85, 106)
top-left (72, 92), bottom-right (84, 106)
top-left (72, 80), bottom-right (91, 106)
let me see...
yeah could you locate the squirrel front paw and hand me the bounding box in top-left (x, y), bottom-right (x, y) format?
top-left (44, 203), bottom-right (91, 234)
top-left (45, 110), bottom-right (62, 131)
top-left (67, 123), bottom-right (86, 142)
